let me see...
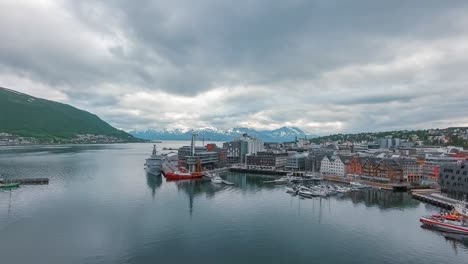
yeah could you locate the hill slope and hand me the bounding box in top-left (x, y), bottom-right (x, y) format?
top-left (0, 87), bottom-right (137, 142)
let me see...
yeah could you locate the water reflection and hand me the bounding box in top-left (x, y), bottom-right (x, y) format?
top-left (175, 180), bottom-right (206, 216)
top-left (145, 174), bottom-right (163, 199)
top-left (421, 227), bottom-right (468, 253)
top-left (0, 144), bottom-right (117, 156)
top-left (344, 189), bottom-right (419, 210)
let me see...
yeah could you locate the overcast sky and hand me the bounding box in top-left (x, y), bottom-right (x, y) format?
top-left (1, 0), bottom-right (468, 135)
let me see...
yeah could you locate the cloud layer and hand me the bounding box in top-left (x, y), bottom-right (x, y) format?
top-left (1, 0), bottom-right (468, 135)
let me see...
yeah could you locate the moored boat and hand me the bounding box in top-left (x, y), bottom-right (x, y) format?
top-left (286, 186), bottom-right (298, 194)
top-left (420, 197), bottom-right (468, 235)
top-left (165, 170), bottom-right (204, 181)
top-left (164, 157), bottom-right (205, 181)
top-left (0, 183), bottom-right (20, 189)
top-left (420, 214), bottom-right (468, 235)
top-left (144, 144), bottom-right (164, 176)
top-left (211, 174), bottom-right (223, 184)
top-left (350, 181), bottom-right (368, 189)
top-left (298, 186), bottom-right (313, 198)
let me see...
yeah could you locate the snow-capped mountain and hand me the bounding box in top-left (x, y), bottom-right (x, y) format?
top-left (129, 126), bottom-right (316, 142)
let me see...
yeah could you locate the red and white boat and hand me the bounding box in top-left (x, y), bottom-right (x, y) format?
top-left (165, 167), bottom-right (204, 181)
top-left (420, 198), bottom-right (468, 235)
top-left (163, 133), bottom-right (206, 181)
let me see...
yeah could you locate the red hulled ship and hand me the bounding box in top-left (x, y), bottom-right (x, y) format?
top-left (420, 198), bottom-right (468, 235)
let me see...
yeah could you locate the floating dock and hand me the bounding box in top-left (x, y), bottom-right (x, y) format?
top-left (0, 178), bottom-right (49, 185)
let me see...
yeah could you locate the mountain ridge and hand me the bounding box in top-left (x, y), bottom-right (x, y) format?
top-left (129, 126), bottom-right (316, 142)
top-left (0, 87), bottom-right (140, 143)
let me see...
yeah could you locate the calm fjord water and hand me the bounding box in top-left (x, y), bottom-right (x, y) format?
top-left (0, 143), bottom-right (467, 264)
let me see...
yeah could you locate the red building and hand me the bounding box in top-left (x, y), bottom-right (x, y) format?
top-left (346, 156), bottom-right (363, 176)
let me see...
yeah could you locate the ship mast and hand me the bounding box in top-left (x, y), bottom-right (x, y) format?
top-left (190, 133), bottom-right (198, 156)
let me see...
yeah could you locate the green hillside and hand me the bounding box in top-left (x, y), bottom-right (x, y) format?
top-left (0, 87), bottom-right (138, 141)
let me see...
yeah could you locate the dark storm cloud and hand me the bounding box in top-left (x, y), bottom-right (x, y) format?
top-left (1, 0), bottom-right (468, 134)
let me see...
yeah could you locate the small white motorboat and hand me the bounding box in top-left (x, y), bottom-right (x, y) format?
top-left (286, 186), bottom-right (298, 194)
top-left (298, 186), bottom-right (313, 198)
top-left (211, 174), bottom-right (223, 184)
top-left (350, 181), bottom-right (368, 189)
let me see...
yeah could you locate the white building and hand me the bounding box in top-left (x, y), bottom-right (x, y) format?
top-left (238, 134), bottom-right (264, 155)
top-left (320, 156), bottom-right (346, 177)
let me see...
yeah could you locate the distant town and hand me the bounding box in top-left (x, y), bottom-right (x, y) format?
top-left (3, 127), bottom-right (468, 195)
top-left (0, 133), bottom-right (135, 145)
top-left (166, 127), bottom-right (468, 196)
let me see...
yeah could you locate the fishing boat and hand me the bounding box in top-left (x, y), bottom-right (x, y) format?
top-left (420, 198), bottom-right (468, 235)
top-left (0, 183), bottom-right (20, 189)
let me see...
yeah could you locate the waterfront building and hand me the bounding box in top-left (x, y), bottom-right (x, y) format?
top-left (286, 153), bottom-right (307, 170)
top-left (320, 155), bottom-right (346, 177)
top-left (439, 161), bottom-right (468, 194)
top-left (246, 152), bottom-right (288, 170)
top-left (362, 158), bottom-right (380, 179)
top-left (178, 146), bottom-right (207, 161)
top-left (223, 140), bottom-right (248, 164)
top-left (206, 143), bottom-right (227, 167)
top-left (346, 156), bottom-right (363, 176)
top-left (237, 134), bottom-right (264, 155)
top-left (362, 158), bottom-right (403, 183)
top-left (309, 147), bottom-right (335, 172)
top-left (398, 157), bottom-right (422, 183)
top-left (186, 151), bottom-right (219, 170)
top-left (223, 134), bottom-right (263, 165)
top-left (381, 159), bottom-right (403, 182)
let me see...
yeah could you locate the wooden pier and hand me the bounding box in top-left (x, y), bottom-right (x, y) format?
top-left (0, 178), bottom-right (49, 185)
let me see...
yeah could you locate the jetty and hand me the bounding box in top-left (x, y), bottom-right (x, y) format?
top-left (322, 176), bottom-right (409, 191)
top-left (0, 178), bottom-right (49, 185)
top-left (411, 189), bottom-right (456, 209)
